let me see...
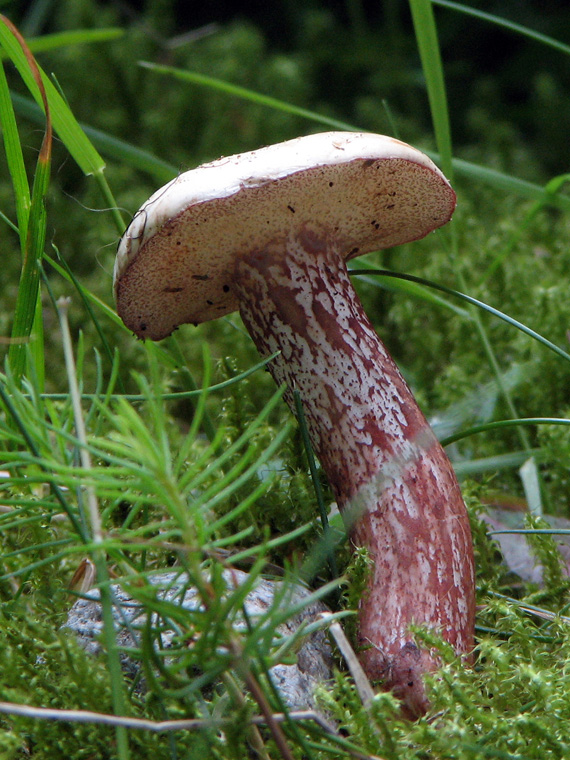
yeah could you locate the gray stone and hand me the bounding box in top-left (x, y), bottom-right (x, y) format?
top-left (64, 569), bottom-right (333, 709)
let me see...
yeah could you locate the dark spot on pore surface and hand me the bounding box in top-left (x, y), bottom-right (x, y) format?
top-left (206, 299), bottom-right (214, 305)
top-left (192, 274), bottom-right (210, 281)
top-left (287, 205), bottom-right (295, 213)
top-left (222, 284), bottom-right (230, 293)
top-left (163, 286), bottom-right (184, 293)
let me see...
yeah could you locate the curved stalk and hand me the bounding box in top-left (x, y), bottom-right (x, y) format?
top-left (235, 225), bottom-right (475, 718)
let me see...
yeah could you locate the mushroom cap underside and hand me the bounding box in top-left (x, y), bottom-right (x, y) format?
top-left (115, 132), bottom-right (455, 341)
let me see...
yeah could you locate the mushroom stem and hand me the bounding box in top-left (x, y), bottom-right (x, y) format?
top-left (234, 224), bottom-right (475, 718)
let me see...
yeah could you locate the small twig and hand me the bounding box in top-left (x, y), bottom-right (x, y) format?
top-left (292, 388), bottom-right (339, 581)
top-left (0, 700), bottom-right (332, 734)
top-left (320, 611), bottom-right (375, 705)
top-left (0, 701), bottom-right (386, 759)
top-left (515, 603), bottom-right (570, 626)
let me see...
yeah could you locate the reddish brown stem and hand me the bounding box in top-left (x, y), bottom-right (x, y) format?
top-left (234, 225), bottom-right (475, 718)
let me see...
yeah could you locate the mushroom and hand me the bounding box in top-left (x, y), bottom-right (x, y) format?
top-left (114, 131), bottom-right (475, 718)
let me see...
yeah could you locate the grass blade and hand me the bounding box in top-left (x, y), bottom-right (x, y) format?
top-left (441, 417), bottom-right (570, 448)
top-left (438, 154), bottom-right (570, 212)
top-left (0, 27), bottom-right (124, 58)
top-left (352, 269), bottom-right (570, 364)
top-left (453, 448), bottom-right (545, 477)
top-left (0, 16), bottom-right (104, 177)
top-left (408, 0), bottom-right (453, 178)
top-left (432, 0), bottom-right (570, 57)
top-left (0, 56), bottom-right (29, 246)
top-left (408, 3), bottom-right (536, 455)
top-left (349, 259), bottom-right (470, 318)
top-left (1, 16), bottom-right (51, 386)
top-left (11, 92), bottom-right (178, 184)
top-left (138, 61), bottom-right (356, 132)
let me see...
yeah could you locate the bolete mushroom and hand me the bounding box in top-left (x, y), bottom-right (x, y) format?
top-left (114, 131), bottom-right (475, 718)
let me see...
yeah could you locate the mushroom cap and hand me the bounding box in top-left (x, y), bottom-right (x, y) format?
top-left (115, 131), bottom-right (456, 340)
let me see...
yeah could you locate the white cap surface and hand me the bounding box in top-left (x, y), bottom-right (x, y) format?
top-left (115, 131), bottom-right (455, 340)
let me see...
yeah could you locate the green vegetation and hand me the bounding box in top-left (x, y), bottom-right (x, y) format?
top-left (1, 1), bottom-right (570, 757)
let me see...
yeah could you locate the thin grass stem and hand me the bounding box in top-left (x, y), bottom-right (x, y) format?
top-left (56, 296), bottom-right (131, 760)
top-left (293, 389), bottom-right (338, 581)
top-left (351, 270), bottom-right (570, 364)
top-left (432, 0), bottom-right (570, 57)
